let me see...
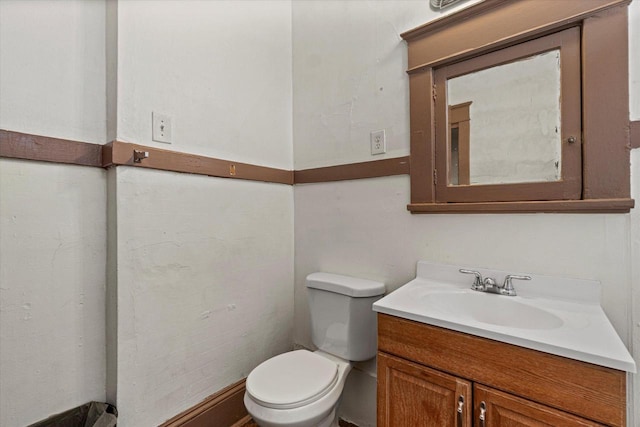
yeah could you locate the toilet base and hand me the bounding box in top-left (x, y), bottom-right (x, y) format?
top-left (316, 407), bottom-right (337, 427)
top-left (244, 388), bottom-right (340, 427)
top-left (244, 351), bottom-right (351, 427)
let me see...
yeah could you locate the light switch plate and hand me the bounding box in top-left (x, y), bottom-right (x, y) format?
top-left (152, 112), bottom-right (172, 144)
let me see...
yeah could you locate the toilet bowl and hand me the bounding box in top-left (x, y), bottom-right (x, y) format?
top-left (244, 350), bottom-right (351, 427)
top-left (244, 272), bottom-right (385, 427)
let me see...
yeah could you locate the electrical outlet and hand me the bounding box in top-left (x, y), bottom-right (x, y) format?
top-left (152, 112), bottom-right (172, 144)
top-left (370, 129), bottom-right (386, 155)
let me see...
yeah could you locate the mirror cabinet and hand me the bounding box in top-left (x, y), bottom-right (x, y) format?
top-left (404, 0), bottom-right (634, 213)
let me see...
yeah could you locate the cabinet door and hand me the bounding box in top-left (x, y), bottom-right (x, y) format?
top-left (378, 352), bottom-right (472, 427)
top-left (474, 384), bottom-right (605, 427)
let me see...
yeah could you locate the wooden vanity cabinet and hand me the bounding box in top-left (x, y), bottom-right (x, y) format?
top-left (377, 314), bottom-right (626, 427)
top-left (378, 352), bottom-right (472, 426)
top-left (378, 354), bottom-right (602, 426)
top-left (473, 385), bottom-right (602, 427)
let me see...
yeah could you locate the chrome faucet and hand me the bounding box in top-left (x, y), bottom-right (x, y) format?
top-left (459, 269), bottom-right (484, 291)
top-left (501, 274), bottom-right (532, 296)
top-left (459, 269), bottom-right (531, 296)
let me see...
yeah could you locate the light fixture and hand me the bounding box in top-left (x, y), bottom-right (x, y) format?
top-left (430, 0), bottom-right (464, 10)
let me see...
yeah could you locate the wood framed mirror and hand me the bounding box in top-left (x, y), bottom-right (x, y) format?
top-left (403, 0), bottom-right (634, 213)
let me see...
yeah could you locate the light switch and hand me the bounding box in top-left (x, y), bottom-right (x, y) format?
top-left (152, 112), bottom-right (172, 144)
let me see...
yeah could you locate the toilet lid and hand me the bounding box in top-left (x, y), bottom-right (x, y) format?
top-left (246, 350), bottom-right (339, 409)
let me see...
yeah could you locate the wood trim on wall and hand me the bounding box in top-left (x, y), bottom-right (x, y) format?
top-left (409, 72), bottom-right (436, 203)
top-left (294, 156), bottom-right (410, 184)
top-left (104, 141), bottom-right (294, 185)
top-left (402, 0), bottom-right (629, 72)
top-left (407, 198), bottom-right (634, 214)
top-left (160, 379), bottom-right (248, 427)
top-left (3, 125), bottom-right (637, 189)
top-left (631, 120), bottom-right (640, 149)
top-left (582, 5), bottom-right (630, 199)
top-left (1, 129), bottom-right (409, 185)
top-left (0, 130), bottom-right (103, 167)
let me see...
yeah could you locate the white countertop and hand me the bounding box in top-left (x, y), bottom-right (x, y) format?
top-left (373, 261), bottom-right (636, 373)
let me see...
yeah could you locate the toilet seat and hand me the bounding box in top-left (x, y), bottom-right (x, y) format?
top-left (246, 350), bottom-right (339, 410)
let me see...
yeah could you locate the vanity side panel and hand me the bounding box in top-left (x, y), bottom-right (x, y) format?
top-left (377, 314), bottom-right (626, 426)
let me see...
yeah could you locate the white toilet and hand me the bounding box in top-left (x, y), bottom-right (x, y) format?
top-left (244, 272), bottom-right (385, 427)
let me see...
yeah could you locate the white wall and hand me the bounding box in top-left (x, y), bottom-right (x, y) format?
top-left (0, 159), bottom-right (105, 427)
top-left (110, 2), bottom-right (295, 425)
top-left (0, 1), bottom-right (108, 426)
top-left (117, 0), bottom-right (293, 169)
top-left (292, 0), bottom-right (480, 169)
top-left (0, 160), bottom-right (107, 427)
top-left (1, 1), bottom-right (295, 426)
top-left (292, 1), bottom-right (639, 426)
top-left (1, 1), bottom-right (637, 426)
top-left (112, 168), bottom-right (293, 426)
top-left (0, 0), bottom-right (108, 144)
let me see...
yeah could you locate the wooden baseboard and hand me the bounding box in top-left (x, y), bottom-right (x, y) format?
top-left (160, 379), bottom-right (248, 427)
top-left (229, 415), bottom-right (253, 427)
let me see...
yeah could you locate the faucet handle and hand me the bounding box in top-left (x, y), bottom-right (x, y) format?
top-left (501, 274), bottom-right (531, 296)
top-left (459, 269), bottom-right (484, 291)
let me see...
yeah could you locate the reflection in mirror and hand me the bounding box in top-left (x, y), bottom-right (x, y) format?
top-left (449, 102), bottom-right (470, 186)
top-left (447, 50), bottom-right (562, 186)
top-left (450, 127), bottom-right (459, 185)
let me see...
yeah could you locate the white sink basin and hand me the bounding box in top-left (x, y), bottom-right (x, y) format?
top-left (372, 261), bottom-right (636, 373)
top-left (422, 291), bottom-right (563, 330)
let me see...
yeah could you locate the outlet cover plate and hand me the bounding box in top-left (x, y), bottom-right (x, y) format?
top-left (371, 129), bottom-right (386, 155)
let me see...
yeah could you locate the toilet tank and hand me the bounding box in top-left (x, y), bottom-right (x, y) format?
top-left (306, 272), bottom-right (385, 362)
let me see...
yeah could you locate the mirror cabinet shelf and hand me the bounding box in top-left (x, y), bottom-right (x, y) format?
top-left (403, 0), bottom-right (635, 214)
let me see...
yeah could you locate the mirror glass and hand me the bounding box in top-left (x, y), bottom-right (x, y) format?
top-left (447, 50), bottom-right (562, 186)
